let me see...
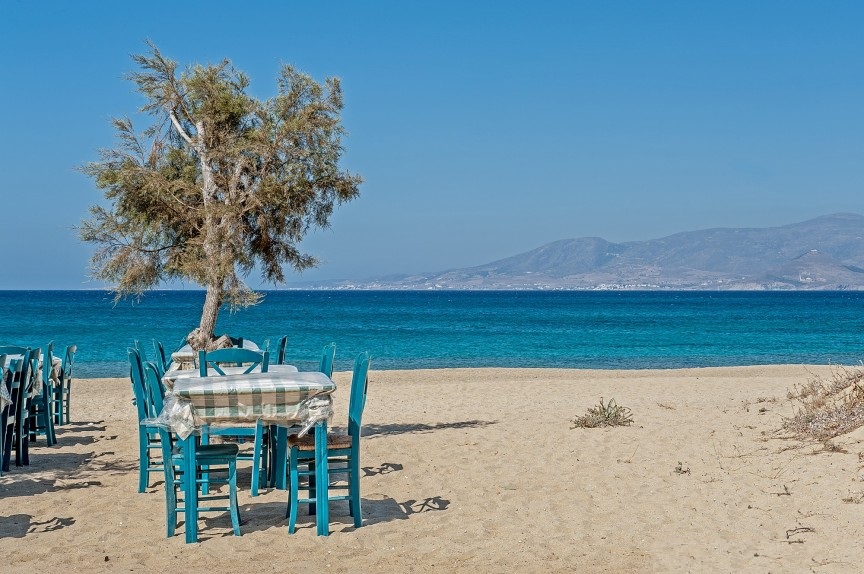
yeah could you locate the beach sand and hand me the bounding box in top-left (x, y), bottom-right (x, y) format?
top-left (2, 365), bottom-right (864, 573)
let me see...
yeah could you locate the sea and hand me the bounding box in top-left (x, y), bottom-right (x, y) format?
top-left (1, 290), bottom-right (863, 378)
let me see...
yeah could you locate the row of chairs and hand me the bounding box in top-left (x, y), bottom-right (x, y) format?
top-left (128, 337), bottom-right (370, 538)
top-left (0, 343), bottom-right (77, 475)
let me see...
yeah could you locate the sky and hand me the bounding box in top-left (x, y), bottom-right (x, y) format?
top-left (1, 1), bottom-right (862, 289)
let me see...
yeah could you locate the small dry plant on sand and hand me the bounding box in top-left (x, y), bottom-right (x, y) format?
top-left (783, 365), bottom-right (864, 441)
top-left (572, 398), bottom-right (634, 428)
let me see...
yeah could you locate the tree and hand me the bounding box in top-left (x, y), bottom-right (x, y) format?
top-left (80, 42), bottom-right (361, 349)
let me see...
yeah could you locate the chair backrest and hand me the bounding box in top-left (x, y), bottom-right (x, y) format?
top-left (128, 348), bottom-right (151, 421)
top-left (143, 362), bottom-right (176, 464)
top-left (198, 348), bottom-right (269, 376)
top-left (347, 351), bottom-right (372, 439)
top-left (42, 341), bottom-right (55, 387)
top-left (18, 348), bottom-right (38, 394)
top-left (228, 336), bottom-right (244, 348)
top-left (276, 336), bottom-right (288, 365)
top-left (154, 341), bottom-right (169, 375)
top-left (61, 345), bottom-right (77, 379)
top-left (142, 361), bottom-right (165, 414)
top-left (134, 340), bottom-right (149, 363)
top-left (10, 350), bottom-right (39, 430)
top-left (318, 343), bottom-right (336, 378)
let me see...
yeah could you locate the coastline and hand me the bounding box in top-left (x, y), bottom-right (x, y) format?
top-left (3, 365), bottom-right (863, 573)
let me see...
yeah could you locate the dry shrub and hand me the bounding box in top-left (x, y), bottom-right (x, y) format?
top-left (783, 366), bottom-right (864, 440)
top-left (572, 398), bottom-right (634, 428)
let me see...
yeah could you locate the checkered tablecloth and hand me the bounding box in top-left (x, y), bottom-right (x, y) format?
top-left (159, 370), bottom-right (336, 439)
top-left (163, 363), bottom-right (299, 391)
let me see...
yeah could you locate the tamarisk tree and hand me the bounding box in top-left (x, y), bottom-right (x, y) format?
top-left (81, 43), bottom-right (361, 349)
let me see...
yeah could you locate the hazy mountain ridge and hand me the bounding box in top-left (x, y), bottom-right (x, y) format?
top-left (312, 213), bottom-right (864, 290)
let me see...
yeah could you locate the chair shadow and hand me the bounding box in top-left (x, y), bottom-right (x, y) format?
top-left (53, 421), bottom-right (106, 432)
top-left (358, 419), bottom-right (498, 439)
top-left (0, 514), bottom-right (76, 538)
top-left (362, 462), bottom-right (403, 477)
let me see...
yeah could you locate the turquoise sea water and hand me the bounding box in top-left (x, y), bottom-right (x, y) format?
top-left (1, 290), bottom-right (863, 378)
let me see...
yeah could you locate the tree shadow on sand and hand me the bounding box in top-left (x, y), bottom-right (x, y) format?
top-left (358, 420), bottom-right (498, 439)
top-left (0, 514), bottom-right (76, 538)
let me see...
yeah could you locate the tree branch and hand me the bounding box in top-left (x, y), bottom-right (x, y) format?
top-left (169, 110), bottom-right (193, 144)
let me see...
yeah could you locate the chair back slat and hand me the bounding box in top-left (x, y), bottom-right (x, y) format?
top-left (348, 351), bottom-right (372, 439)
top-left (198, 348), bottom-right (269, 377)
top-left (318, 343), bottom-right (336, 379)
top-left (128, 349), bottom-right (151, 420)
top-left (276, 336), bottom-right (288, 365)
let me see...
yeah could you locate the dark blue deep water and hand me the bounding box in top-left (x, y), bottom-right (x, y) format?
top-left (1, 290), bottom-right (863, 378)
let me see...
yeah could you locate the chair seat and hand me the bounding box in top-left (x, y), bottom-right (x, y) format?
top-left (288, 432), bottom-right (352, 451)
top-left (172, 443), bottom-right (240, 459)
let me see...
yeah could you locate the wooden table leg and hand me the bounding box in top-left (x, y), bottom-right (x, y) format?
top-left (182, 435), bottom-right (198, 543)
top-left (273, 426), bottom-right (288, 489)
top-left (314, 420), bottom-right (329, 536)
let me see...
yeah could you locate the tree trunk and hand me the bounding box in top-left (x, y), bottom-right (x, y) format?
top-left (187, 119), bottom-right (224, 351)
top-left (188, 284), bottom-right (222, 350)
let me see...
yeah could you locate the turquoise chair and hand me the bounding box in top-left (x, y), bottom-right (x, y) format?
top-left (197, 347), bottom-right (270, 496)
top-left (129, 348), bottom-right (164, 492)
top-left (29, 342), bottom-right (57, 446)
top-left (2, 350), bottom-right (39, 470)
top-left (53, 344), bottom-right (76, 425)
top-left (287, 351), bottom-right (371, 533)
top-left (142, 362), bottom-right (241, 539)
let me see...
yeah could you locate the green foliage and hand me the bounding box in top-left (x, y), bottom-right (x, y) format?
top-left (80, 42), bottom-right (361, 341)
top-left (571, 397), bottom-right (634, 428)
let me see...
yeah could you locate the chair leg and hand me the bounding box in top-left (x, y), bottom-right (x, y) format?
top-left (165, 473), bottom-right (177, 538)
top-left (251, 421), bottom-right (263, 496)
top-left (349, 455), bottom-right (362, 527)
top-left (287, 448), bottom-right (299, 533)
top-left (17, 408), bottom-right (30, 467)
top-left (228, 459), bottom-right (241, 536)
top-left (138, 430), bottom-right (149, 493)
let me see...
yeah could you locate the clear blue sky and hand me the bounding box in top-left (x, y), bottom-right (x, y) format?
top-left (1, 1), bottom-right (862, 289)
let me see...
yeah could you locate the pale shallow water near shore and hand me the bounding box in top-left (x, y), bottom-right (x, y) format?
top-left (2, 366), bottom-right (864, 573)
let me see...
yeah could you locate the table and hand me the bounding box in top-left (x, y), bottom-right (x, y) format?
top-left (160, 369), bottom-right (337, 542)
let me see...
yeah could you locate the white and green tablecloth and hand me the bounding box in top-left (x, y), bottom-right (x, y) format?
top-left (159, 369), bottom-right (335, 439)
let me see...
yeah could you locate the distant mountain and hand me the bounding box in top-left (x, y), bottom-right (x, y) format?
top-left (315, 213), bottom-right (864, 290)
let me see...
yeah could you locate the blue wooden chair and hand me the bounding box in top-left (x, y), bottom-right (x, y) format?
top-left (2, 350), bottom-right (39, 471)
top-left (29, 342), bottom-right (57, 446)
top-left (197, 347), bottom-right (271, 496)
top-left (129, 348), bottom-right (164, 492)
top-left (142, 362), bottom-right (241, 539)
top-left (287, 351), bottom-right (371, 533)
top-left (53, 344), bottom-right (76, 425)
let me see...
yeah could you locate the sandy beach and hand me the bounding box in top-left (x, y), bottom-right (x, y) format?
top-left (2, 365), bottom-right (864, 573)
